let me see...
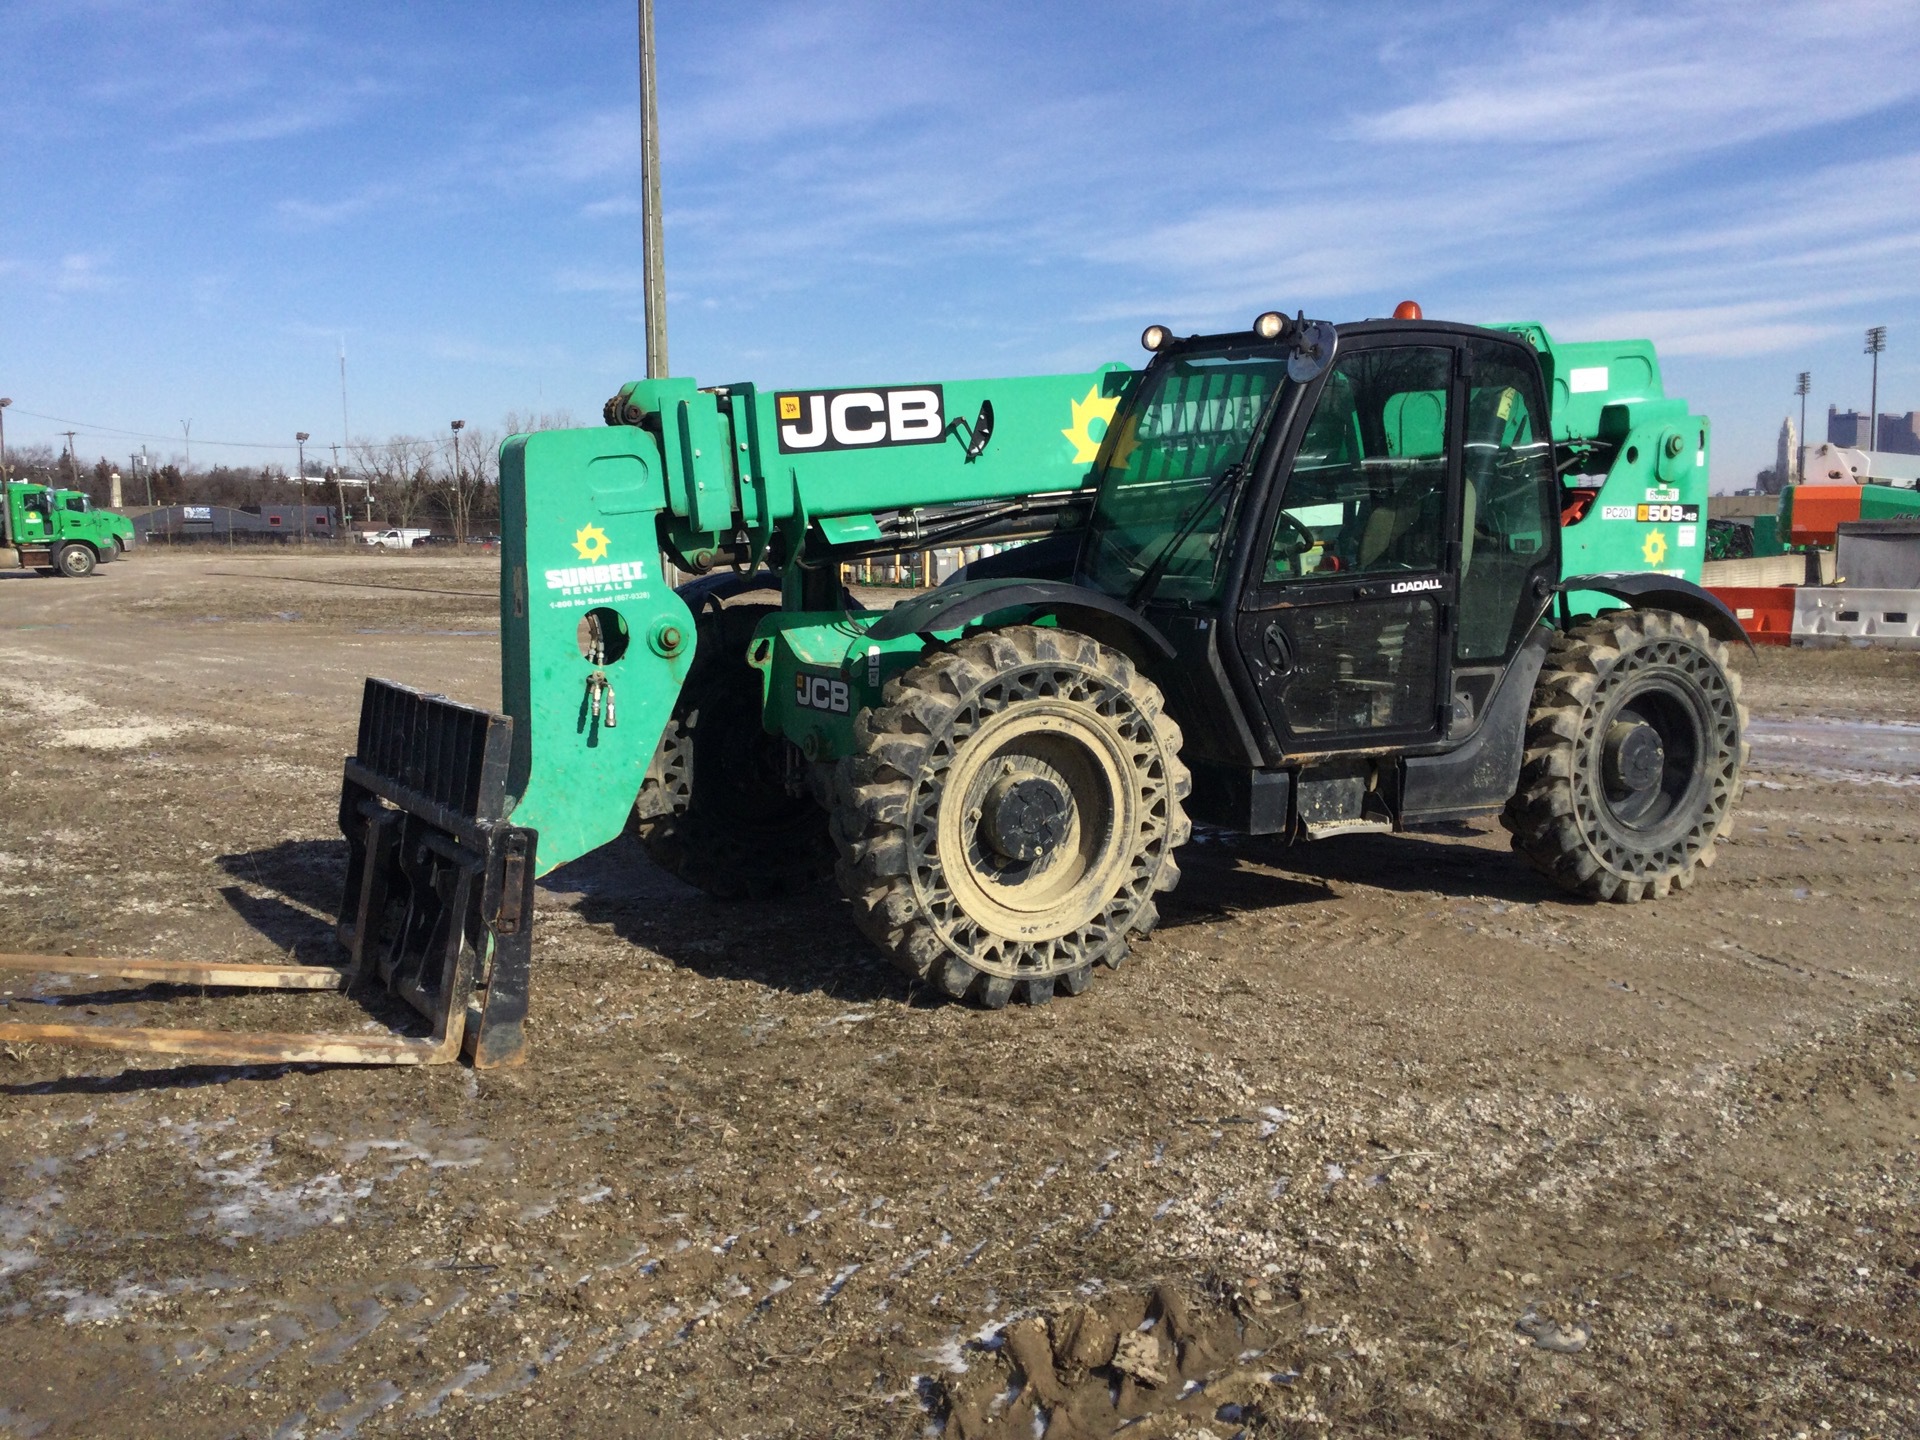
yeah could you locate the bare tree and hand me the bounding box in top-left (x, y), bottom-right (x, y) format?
top-left (349, 437), bottom-right (437, 529)
top-left (501, 408), bottom-right (578, 436)
top-left (438, 427), bottom-right (501, 543)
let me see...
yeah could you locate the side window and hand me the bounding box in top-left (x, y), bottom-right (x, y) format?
top-left (1263, 346), bottom-right (1453, 582)
top-left (1458, 339), bottom-right (1557, 660)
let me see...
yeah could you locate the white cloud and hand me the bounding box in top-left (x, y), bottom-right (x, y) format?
top-left (52, 252), bottom-right (117, 294)
top-left (274, 185), bottom-right (400, 228)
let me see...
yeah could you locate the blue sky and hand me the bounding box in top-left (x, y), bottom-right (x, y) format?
top-left (3, 0), bottom-right (1917, 489)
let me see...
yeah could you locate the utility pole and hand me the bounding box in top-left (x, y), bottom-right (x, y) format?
top-left (339, 337), bottom-right (350, 447)
top-left (1794, 371), bottom-right (1810, 483)
top-left (0, 397), bottom-right (10, 479)
top-left (638, 0), bottom-right (668, 378)
top-left (61, 431), bottom-right (79, 487)
top-left (296, 431), bottom-right (310, 542)
top-left (140, 445), bottom-right (153, 506)
top-left (450, 419), bottom-right (466, 543)
top-left (1865, 326), bottom-right (1887, 452)
top-left (181, 419), bottom-right (192, 467)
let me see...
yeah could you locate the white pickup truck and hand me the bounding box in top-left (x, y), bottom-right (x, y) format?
top-left (362, 528), bottom-right (432, 550)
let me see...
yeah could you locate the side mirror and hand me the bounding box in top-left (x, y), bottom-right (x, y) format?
top-left (963, 400), bottom-right (994, 461)
top-left (1287, 319), bottom-right (1338, 382)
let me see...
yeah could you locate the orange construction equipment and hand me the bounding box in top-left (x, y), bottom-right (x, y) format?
top-left (1706, 586), bottom-right (1796, 646)
top-left (1783, 485), bottom-right (1864, 547)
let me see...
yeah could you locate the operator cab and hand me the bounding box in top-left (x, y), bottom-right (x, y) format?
top-left (1075, 314), bottom-right (1563, 830)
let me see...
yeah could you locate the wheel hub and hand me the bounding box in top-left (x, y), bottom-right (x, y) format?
top-left (980, 771), bottom-right (1073, 863)
top-left (1603, 720), bottom-right (1665, 795)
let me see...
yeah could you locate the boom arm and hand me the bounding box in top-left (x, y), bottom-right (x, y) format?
top-left (499, 368), bottom-right (1129, 871)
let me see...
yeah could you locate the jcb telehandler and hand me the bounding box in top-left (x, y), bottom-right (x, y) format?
top-left (0, 308), bottom-right (1748, 1067)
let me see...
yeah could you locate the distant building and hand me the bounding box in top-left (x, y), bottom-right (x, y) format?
top-left (1767, 415), bottom-right (1797, 493)
top-left (134, 503), bottom-right (339, 541)
top-left (1828, 405), bottom-right (1920, 454)
top-left (1881, 411), bottom-right (1920, 455)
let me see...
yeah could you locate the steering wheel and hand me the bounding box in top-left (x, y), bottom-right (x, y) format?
top-left (1269, 509), bottom-right (1319, 578)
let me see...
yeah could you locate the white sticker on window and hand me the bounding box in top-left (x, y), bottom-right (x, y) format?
top-left (1568, 366), bottom-right (1609, 394)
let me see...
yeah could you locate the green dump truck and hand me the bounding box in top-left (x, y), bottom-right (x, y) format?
top-left (0, 480), bottom-right (135, 576)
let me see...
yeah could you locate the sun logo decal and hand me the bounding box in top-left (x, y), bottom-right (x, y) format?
top-left (572, 523), bottom-right (611, 562)
top-left (1061, 386), bottom-right (1120, 464)
top-left (1642, 528), bottom-right (1668, 566)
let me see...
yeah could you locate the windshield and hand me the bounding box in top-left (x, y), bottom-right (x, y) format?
top-left (1080, 348), bottom-right (1290, 602)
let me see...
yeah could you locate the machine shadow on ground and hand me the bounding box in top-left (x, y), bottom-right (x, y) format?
top-left (211, 823), bottom-right (1570, 1000)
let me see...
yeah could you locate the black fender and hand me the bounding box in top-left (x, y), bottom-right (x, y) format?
top-left (1560, 572), bottom-right (1755, 652)
top-left (673, 568), bottom-right (860, 617)
top-left (939, 531), bottom-right (1080, 587)
top-left (865, 577), bottom-right (1177, 660)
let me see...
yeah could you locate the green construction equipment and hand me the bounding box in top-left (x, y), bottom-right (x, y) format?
top-left (1, 479), bottom-right (135, 576)
top-left (0, 309), bottom-right (1750, 1067)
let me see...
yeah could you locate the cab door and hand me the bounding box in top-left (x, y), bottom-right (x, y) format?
top-left (1233, 340), bottom-right (1460, 752)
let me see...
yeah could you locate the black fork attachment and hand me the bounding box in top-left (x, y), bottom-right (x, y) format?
top-left (0, 679), bottom-right (537, 1069)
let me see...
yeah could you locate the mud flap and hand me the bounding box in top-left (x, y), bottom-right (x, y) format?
top-left (0, 679), bottom-right (538, 1069)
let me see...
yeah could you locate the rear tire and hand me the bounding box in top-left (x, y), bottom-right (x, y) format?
top-left (833, 625), bottom-right (1190, 1005)
top-left (54, 544), bottom-right (96, 578)
top-left (1502, 609), bottom-right (1746, 902)
top-left (629, 603), bottom-right (833, 899)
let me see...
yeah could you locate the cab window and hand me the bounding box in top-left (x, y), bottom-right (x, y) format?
top-left (1263, 345), bottom-right (1453, 582)
top-left (1456, 338), bottom-right (1557, 660)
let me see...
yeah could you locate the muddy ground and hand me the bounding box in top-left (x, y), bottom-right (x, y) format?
top-left (1, 548), bottom-right (1917, 1440)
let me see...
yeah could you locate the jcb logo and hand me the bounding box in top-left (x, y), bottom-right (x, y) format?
top-left (794, 672), bottom-right (850, 714)
top-left (776, 386), bottom-right (945, 454)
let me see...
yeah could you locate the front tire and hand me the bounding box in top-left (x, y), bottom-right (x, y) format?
top-left (833, 626), bottom-right (1191, 1007)
top-left (54, 544), bottom-right (97, 578)
top-left (1502, 609), bottom-right (1747, 901)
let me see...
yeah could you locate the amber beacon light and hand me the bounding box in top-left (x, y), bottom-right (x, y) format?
top-left (1393, 300), bottom-right (1424, 320)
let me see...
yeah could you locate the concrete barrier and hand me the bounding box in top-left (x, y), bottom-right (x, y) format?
top-left (1792, 588), bottom-right (1920, 648)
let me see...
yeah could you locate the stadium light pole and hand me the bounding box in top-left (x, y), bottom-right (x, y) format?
top-left (296, 431), bottom-right (311, 542)
top-left (0, 397), bottom-right (10, 479)
top-left (1794, 372), bottom-right (1810, 483)
top-left (1865, 327), bottom-right (1886, 451)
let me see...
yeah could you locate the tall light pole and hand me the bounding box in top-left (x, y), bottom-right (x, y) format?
top-left (296, 431), bottom-right (310, 542)
top-left (1794, 371), bottom-right (1810, 483)
top-left (0, 397), bottom-right (10, 479)
top-left (1865, 326), bottom-right (1887, 451)
top-left (450, 419), bottom-right (466, 543)
top-left (638, 0), bottom-right (668, 377)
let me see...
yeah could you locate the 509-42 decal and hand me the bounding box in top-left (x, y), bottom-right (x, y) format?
top-left (1636, 503), bottom-right (1700, 523)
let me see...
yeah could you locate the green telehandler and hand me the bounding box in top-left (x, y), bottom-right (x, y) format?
top-left (0, 308), bottom-right (1748, 1068)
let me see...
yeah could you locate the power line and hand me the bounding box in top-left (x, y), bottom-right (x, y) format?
top-left (6, 406), bottom-right (302, 453)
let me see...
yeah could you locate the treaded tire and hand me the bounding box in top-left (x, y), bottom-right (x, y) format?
top-left (833, 625), bottom-right (1192, 1007)
top-left (628, 603), bottom-right (833, 900)
top-left (1501, 609), bottom-right (1747, 902)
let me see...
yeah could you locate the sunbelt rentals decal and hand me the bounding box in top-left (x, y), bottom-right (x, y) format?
top-left (544, 523), bottom-right (649, 607)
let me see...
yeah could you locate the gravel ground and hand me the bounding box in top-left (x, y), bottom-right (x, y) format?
top-left (1, 549), bottom-right (1916, 1440)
